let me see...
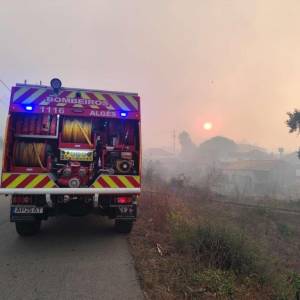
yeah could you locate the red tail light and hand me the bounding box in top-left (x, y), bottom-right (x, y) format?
top-left (12, 196), bottom-right (32, 205)
top-left (117, 197), bottom-right (132, 204)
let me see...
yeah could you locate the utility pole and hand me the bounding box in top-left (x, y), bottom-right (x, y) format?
top-left (278, 147), bottom-right (284, 159)
top-left (172, 129), bottom-right (176, 154)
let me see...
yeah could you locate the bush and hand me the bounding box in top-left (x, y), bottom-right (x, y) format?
top-left (277, 223), bottom-right (295, 239)
top-left (270, 272), bottom-right (300, 300)
top-left (192, 269), bottom-right (236, 297)
top-left (253, 206), bottom-right (270, 217)
top-left (168, 211), bottom-right (194, 250)
top-left (171, 220), bottom-right (267, 277)
top-left (194, 223), bottom-right (263, 275)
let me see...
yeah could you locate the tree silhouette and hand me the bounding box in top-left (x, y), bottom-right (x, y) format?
top-left (287, 110), bottom-right (300, 133)
top-left (178, 131), bottom-right (196, 159)
top-left (287, 110), bottom-right (300, 158)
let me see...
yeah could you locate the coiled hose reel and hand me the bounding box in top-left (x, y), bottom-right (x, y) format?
top-left (13, 142), bottom-right (47, 169)
top-left (61, 118), bottom-right (92, 145)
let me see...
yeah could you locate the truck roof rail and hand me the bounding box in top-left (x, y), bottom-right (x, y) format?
top-left (15, 83), bottom-right (139, 96)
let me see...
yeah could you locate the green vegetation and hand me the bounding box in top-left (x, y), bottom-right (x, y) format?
top-left (277, 222), bottom-right (295, 239)
top-left (192, 269), bottom-right (236, 297)
top-left (173, 222), bottom-right (262, 275)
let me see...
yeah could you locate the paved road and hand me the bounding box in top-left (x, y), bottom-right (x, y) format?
top-left (0, 196), bottom-right (143, 300)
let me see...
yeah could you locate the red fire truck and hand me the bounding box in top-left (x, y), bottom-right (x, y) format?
top-left (0, 78), bottom-right (141, 236)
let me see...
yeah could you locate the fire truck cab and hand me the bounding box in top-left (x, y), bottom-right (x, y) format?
top-left (0, 78), bottom-right (141, 236)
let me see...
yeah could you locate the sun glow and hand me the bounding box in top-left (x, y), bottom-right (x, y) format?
top-left (203, 122), bottom-right (213, 131)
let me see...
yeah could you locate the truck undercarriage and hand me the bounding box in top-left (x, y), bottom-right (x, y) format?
top-left (11, 193), bottom-right (138, 235)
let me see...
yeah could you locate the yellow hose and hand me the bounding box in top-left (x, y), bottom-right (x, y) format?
top-left (33, 143), bottom-right (46, 169)
top-left (76, 121), bottom-right (92, 146)
top-left (13, 142), bottom-right (46, 167)
top-left (62, 118), bottom-right (92, 144)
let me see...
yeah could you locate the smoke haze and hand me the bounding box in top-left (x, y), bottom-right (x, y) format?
top-left (1, 0), bottom-right (300, 151)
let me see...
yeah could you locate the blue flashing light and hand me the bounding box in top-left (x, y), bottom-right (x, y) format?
top-left (25, 105), bottom-right (33, 111)
top-left (120, 112), bottom-right (127, 117)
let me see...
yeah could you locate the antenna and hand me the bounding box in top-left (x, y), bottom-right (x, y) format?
top-left (172, 129), bottom-right (176, 154)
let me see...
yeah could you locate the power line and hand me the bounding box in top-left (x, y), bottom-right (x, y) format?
top-left (0, 79), bottom-right (10, 109)
top-left (0, 79), bottom-right (10, 92)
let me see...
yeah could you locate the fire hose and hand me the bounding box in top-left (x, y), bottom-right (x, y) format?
top-left (62, 118), bottom-right (92, 145)
top-left (13, 142), bottom-right (46, 168)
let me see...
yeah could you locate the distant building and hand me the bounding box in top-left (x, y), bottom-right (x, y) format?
top-left (232, 149), bottom-right (272, 161)
top-left (216, 160), bottom-right (294, 198)
top-left (144, 148), bottom-right (174, 160)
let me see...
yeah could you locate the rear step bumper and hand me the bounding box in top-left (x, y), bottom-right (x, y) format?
top-left (0, 188), bottom-right (141, 195)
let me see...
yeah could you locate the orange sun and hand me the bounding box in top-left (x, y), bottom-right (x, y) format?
top-left (203, 122), bottom-right (213, 131)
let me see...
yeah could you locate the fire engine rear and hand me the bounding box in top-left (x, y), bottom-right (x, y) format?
top-left (0, 78), bottom-right (141, 236)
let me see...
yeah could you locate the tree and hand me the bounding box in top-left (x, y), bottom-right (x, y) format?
top-left (287, 110), bottom-right (300, 158)
top-left (178, 131), bottom-right (196, 159)
top-left (287, 110), bottom-right (300, 133)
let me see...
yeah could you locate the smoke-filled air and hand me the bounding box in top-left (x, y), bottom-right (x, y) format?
top-left (2, 1), bottom-right (300, 299)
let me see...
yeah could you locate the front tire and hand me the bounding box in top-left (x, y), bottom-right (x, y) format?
top-left (115, 220), bottom-right (133, 234)
top-left (15, 220), bottom-right (41, 236)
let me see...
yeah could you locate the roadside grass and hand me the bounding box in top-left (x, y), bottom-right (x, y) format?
top-left (276, 222), bottom-right (296, 239)
top-left (129, 188), bottom-right (300, 299)
top-left (192, 269), bottom-right (236, 298)
top-left (171, 219), bottom-right (264, 276)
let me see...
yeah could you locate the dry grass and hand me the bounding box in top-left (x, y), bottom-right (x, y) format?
top-left (129, 184), bottom-right (300, 299)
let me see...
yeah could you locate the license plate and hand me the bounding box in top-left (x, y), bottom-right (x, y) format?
top-left (118, 205), bottom-right (135, 216)
top-left (13, 207), bottom-right (44, 214)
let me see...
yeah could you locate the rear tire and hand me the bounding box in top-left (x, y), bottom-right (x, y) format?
top-left (15, 220), bottom-right (41, 236)
top-left (115, 220), bottom-right (133, 234)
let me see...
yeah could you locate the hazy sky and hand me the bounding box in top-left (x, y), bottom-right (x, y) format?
top-left (1, 0), bottom-right (300, 152)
